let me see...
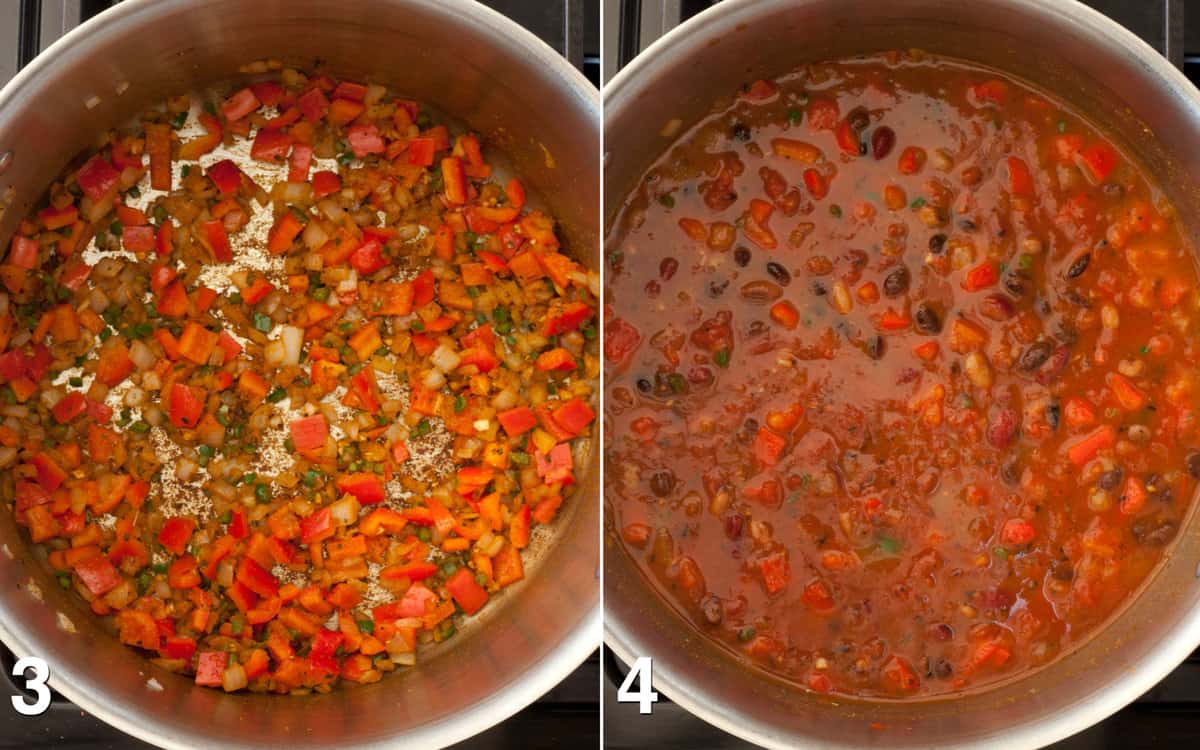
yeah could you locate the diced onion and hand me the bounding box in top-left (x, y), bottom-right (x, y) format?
top-left (216, 559), bottom-right (235, 588)
top-left (302, 219), bottom-right (329, 250)
top-left (129, 340), bottom-right (156, 371)
top-left (337, 270), bottom-right (358, 292)
top-left (491, 388), bottom-right (517, 410)
top-left (0, 446), bottom-right (16, 468)
top-left (329, 495), bottom-right (362, 526)
top-left (88, 287), bottom-right (110, 313)
top-left (222, 664), bottom-right (248, 692)
top-left (430, 345), bottom-right (460, 373)
top-left (176, 457), bottom-right (198, 482)
top-left (122, 387), bottom-right (145, 407)
top-left (198, 417), bottom-right (225, 447)
top-left (264, 340), bottom-right (286, 367)
top-left (317, 199), bottom-right (344, 222)
top-left (422, 369), bottom-right (445, 389)
top-left (281, 325), bottom-right (303, 366)
top-left (144, 406), bottom-right (164, 427)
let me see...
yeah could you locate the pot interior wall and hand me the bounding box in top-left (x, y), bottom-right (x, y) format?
top-left (604, 1), bottom-right (1200, 748)
top-left (0, 1), bottom-right (598, 748)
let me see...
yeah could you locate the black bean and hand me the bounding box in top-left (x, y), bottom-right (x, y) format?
top-left (1003, 273), bottom-right (1026, 298)
top-left (811, 280), bottom-right (828, 296)
top-left (649, 470), bottom-right (676, 498)
top-left (743, 417), bottom-right (759, 433)
top-left (1144, 473), bottom-right (1173, 503)
top-left (1018, 341), bottom-right (1053, 371)
top-left (846, 107), bottom-right (870, 133)
top-left (1052, 560), bottom-right (1075, 581)
top-left (866, 335), bottom-right (886, 360)
top-left (724, 512), bottom-right (743, 539)
top-left (1098, 468), bottom-right (1123, 490)
top-left (636, 378), bottom-right (652, 393)
top-left (1046, 401), bottom-right (1061, 430)
top-left (1000, 459), bottom-right (1021, 486)
top-left (732, 123), bottom-right (751, 142)
top-left (766, 261), bottom-right (791, 286)
top-left (928, 234), bottom-right (947, 254)
top-left (871, 126), bottom-right (895, 160)
top-left (734, 247), bottom-right (752, 267)
top-left (700, 594), bottom-right (723, 625)
top-left (708, 279), bottom-right (730, 297)
top-left (659, 257), bottom-right (679, 280)
top-left (959, 219), bottom-right (978, 232)
top-left (914, 303), bottom-right (942, 334)
top-left (882, 266), bottom-right (910, 297)
top-left (934, 659), bottom-right (954, 679)
top-left (1065, 253), bottom-right (1091, 279)
top-left (746, 320), bottom-right (769, 337)
top-left (1102, 182), bottom-right (1125, 198)
top-left (1131, 516), bottom-right (1178, 547)
top-left (1187, 451), bottom-right (1200, 479)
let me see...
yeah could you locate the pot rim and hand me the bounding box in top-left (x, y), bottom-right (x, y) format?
top-left (602, 0), bottom-right (1200, 747)
top-left (0, 1), bottom-right (599, 748)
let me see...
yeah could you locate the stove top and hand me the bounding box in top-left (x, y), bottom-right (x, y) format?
top-left (0, 2), bottom-right (598, 749)
top-left (603, 0), bottom-right (1200, 747)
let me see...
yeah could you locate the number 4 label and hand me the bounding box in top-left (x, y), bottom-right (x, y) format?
top-left (616, 656), bottom-right (659, 714)
top-left (11, 656), bottom-right (51, 716)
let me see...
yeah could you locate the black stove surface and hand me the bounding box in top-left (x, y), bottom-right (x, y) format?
top-left (604, 0), bottom-right (1200, 748)
top-left (0, 2), bottom-right (599, 749)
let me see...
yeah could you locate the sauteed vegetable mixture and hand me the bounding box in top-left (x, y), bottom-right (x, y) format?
top-left (4, 66), bottom-right (597, 693)
top-left (606, 52), bottom-right (1200, 697)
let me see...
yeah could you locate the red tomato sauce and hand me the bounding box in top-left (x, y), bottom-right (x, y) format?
top-left (605, 52), bottom-right (1200, 698)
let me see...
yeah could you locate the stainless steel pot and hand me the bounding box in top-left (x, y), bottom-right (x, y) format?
top-left (604, 1), bottom-right (1200, 747)
top-left (0, 1), bottom-right (599, 748)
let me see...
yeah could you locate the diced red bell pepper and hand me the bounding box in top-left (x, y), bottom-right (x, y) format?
top-left (8, 236), bottom-right (38, 269)
top-left (236, 556), bottom-right (279, 598)
top-left (290, 414), bottom-right (329, 452)
top-left (38, 205), bottom-right (78, 232)
top-left (347, 124), bottom-right (385, 157)
top-left (30, 452), bottom-right (66, 491)
top-left (161, 636), bottom-right (197, 661)
top-left (327, 98), bottom-right (364, 127)
top-left (412, 269), bottom-right (436, 307)
top-left (380, 560), bottom-right (438, 582)
top-left (241, 277), bottom-right (274, 305)
top-left (178, 113), bottom-right (223, 160)
top-left (446, 568), bottom-right (489, 615)
top-left (157, 280), bottom-right (190, 318)
top-left (543, 302), bottom-right (593, 336)
top-left (158, 517), bottom-right (196, 556)
top-left (207, 159), bottom-right (242, 195)
top-left (229, 509), bottom-right (248, 539)
top-left (1077, 142), bottom-right (1118, 183)
top-left (312, 170), bottom-right (341, 199)
top-left (220, 87), bottom-right (262, 121)
top-left (299, 507), bottom-right (334, 544)
top-left (759, 552), bottom-right (790, 594)
top-left (288, 143), bottom-right (313, 182)
top-left (349, 238), bottom-right (388, 275)
top-left (962, 261), bottom-right (999, 292)
top-left (194, 651), bottom-right (227, 687)
top-left (498, 406), bottom-right (538, 436)
top-left (754, 427), bottom-right (787, 466)
top-left (441, 157), bottom-right (467, 205)
top-left (201, 221), bottom-right (233, 262)
top-left (297, 87), bottom-right (330, 122)
top-left (535, 443), bottom-right (574, 485)
top-left (155, 221), bottom-right (174, 257)
top-left (551, 398), bottom-right (595, 437)
top-left (1006, 156), bottom-right (1034, 196)
top-left (407, 137), bottom-right (436, 167)
top-left (970, 79), bottom-right (1010, 106)
top-left (76, 155), bottom-right (120, 202)
top-left (335, 473), bottom-right (386, 505)
top-left (332, 81), bottom-right (367, 102)
top-left (168, 382), bottom-right (205, 428)
top-left (74, 554), bottom-right (122, 596)
top-left (309, 628), bottom-right (343, 674)
top-left (266, 212), bottom-right (304, 256)
top-left (1000, 518), bottom-right (1036, 545)
top-left (167, 556), bottom-right (202, 589)
top-left (51, 392), bottom-right (87, 424)
top-left (250, 128), bottom-right (292, 163)
top-left (250, 81), bottom-right (285, 107)
top-left (535, 347), bottom-right (577, 372)
top-left (117, 225), bottom-right (152, 255)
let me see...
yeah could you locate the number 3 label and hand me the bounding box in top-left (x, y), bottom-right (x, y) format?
top-left (11, 656), bottom-right (50, 716)
top-left (616, 656), bottom-right (659, 714)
